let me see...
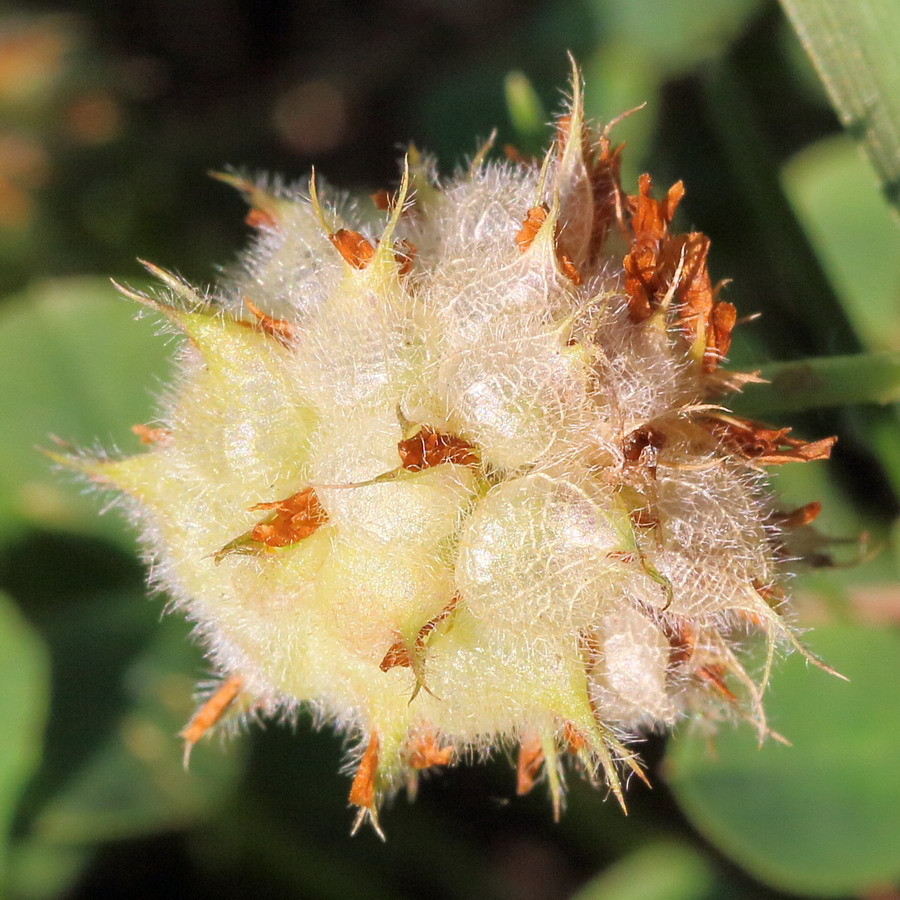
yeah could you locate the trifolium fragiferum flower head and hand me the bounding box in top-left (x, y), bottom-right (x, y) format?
top-left (55, 66), bottom-right (840, 836)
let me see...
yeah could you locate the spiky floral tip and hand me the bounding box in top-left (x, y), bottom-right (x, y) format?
top-left (61, 67), bottom-right (836, 835)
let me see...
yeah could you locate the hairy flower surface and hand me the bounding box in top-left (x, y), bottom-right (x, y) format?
top-left (61, 71), bottom-right (836, 834)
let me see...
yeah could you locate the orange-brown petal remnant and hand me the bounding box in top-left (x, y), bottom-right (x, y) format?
top-left (516, 733), bottom-right (545, 795)
top-left (370, 188), bottom-right (392, 211)
top-left (379, 595), bottom-right (460, 673)
top-left (245, 207), bottom-right (277, 229)
top-left (208, 172), bottom-right (280, 229)
top-left (590, 120), bottom-right (628, 251)
top-left (394, 238), bottom-right (417, 276)
top-left (563, 721), bottom-right (586, 753)
top-left (503, 144), bottom-right (533, 165)
top-left (555, 110), bottom-right (630, 258)
top-left (407, 731), bottom-right (454, 769)
top-left (619, 174), bottom-right (737, 372)
top-left (179, 674), bottom-right (244, 767)
top-left (329, 228), bottom-right (376, 268)
top-left (244, 298), bottom-right (294, 344)
top-left (397, 427), bottom-right (479, 472)
top-left (707, 416), bottom-right (837, 465)
top-left (623, 174), bottom-right (684, 323)
top-left (623, 424), bottom-right (667, 470)
top-left (515, 205), bottom-right (549, 252)
top-left (515, 204), bottom-right (582, 284)
top-left (557, 251), bottom-right (582, 285)
top-left (249, 486), bottom-right (328, 547)
top-left (696, 664), bottom-right (738, 703)
top-left (702, 299), bottom-right (737, 372)
top-left (131, 423), bottom-right (171, 445)
top-left (630, 173), bottom-right (685, 246)
top-left (349, 732), bottom-right (380, 809)
top-left (774, 501), bottom-right (823, 529)
top-left (665, 619), bottom-right (696, 668)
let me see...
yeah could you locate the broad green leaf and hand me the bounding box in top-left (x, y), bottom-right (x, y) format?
top-left (0, 277), bottom-right (173, 544)
top-left (5, 842), bottom-right (91, 900)
top-left (732, 351), bottom-right (900, 416)
top-left (780, 0), bottom-right (900, 214)
top-left (0, 592), bottom-right (49, 889)
top-left (8, 593), bottom-right (242, 898)
top-left (666, 625), bottom-right (900, 897)
top-left (16, 615), bottom-right (241, 847)
top-left (571, 843), bottom-right (715, 900)
top-left (782, 135), bottom-right (900, 352)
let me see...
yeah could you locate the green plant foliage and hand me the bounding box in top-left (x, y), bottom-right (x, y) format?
top-left (0, 591), bottom-right (49, 888)
top-left (783, 135), bottom-right (900, 352)
top-left (570, 842), bottom-right (715, 900)
top-left (593, 0), bottom-right (762, 74)
top-left (780, 0), bottom-right (900, 213)
top-left (503, 70), bottom-right (547, 153)
top-left (0, 279), bottom-right (172, 545)
top-left (734, 351), bottom-right (900, 416)
top-left (666, 625), bottom-right (900, 897)
top-left (7, 598), bottom-right (243, 899)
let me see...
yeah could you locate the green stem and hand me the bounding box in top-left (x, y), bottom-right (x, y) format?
top-left (731, 351), bottom-right (900, 416)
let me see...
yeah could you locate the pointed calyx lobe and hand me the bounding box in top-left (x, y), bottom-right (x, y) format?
top-left (553, 108), bottom-right (627, 269)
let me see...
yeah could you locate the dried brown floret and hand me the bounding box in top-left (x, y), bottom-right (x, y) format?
top-left (516, 734), bottom-right (545, 795)
top-left (349, 732), bottom-right (380, 809)
top-left (394, 239), bottom-right (417, 276)
top-left (407, 731), bottom-right (454, 769)
top-left (370, 188), bottom-right (392, 211)
top-left (249, 486), bottom-right (328, 547)
top-left (329, 228), bottom-right (376, 268)
top-left (179, 674), bottom-right (244, 766)
top-left (666, 620), bottom-right (696, 667)
top-left (244, 298), bottom-right (294, 344)
top-left (696, 664), bottom-right (738, 702)
top-left (515, 204), bottom-right (583, 283)
top-left (397, 427), bottom-right (479, 471)
top-left (379, 596), bottom-right (459, 673)
top-left (131, 423), bottom-right (171, 445)
top-left (706, 415), bottom-right (837, 465)
top-left (515, 204), bottom-right (549, 252)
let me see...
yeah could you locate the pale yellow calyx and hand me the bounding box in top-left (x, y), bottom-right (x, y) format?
top-left (58, 65), bottom-right (839, 834)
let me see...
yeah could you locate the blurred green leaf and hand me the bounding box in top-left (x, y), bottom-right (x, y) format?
top-left (30, 622), bottom-right (240, 845)
top-left (571, 842), bottom-right (715, 900)
top-left (583, 45), bottom-right (658, 187)
top-left (584, 0), bottom-right (760, 184)
top-left (8, 612), bottom-right (243, 898)
top-left (0, 277), bottom-right (172, 545)
top-left (782, 135), bottom-right (900, 352)
top-left (504, 70), bottom-right (547, 152)
top-left (733, 350), bottom-right (900, 416)
top-left (0, 591), bottom-right (49, 888)
top-left (666, 625), bottom-right (900, 897)
top-left (780, 0), bottom-right (900, 213)
top-left (593, 0), bottom-right (761, 75)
